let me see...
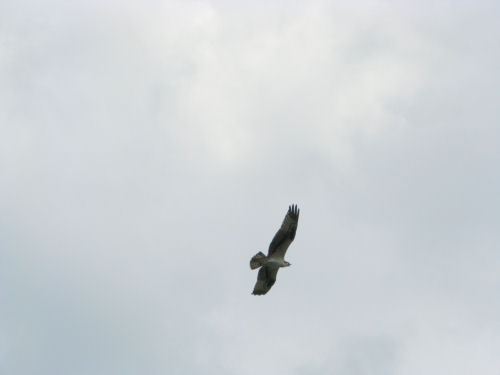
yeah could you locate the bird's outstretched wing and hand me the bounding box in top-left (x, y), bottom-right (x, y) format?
top-left (267, 204), bottom-right (299, 259)
top-left (252, 265), bottom-right (279, 295)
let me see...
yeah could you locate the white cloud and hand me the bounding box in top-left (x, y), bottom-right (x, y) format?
top-left (1, 1), bottom-right (499, 374)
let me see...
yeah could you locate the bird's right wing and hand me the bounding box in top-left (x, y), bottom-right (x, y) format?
top-left (267, 204), bottom-right (300, 259)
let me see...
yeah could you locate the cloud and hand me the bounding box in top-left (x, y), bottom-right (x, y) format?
top-left (1, 1), bottom-right (499, 374)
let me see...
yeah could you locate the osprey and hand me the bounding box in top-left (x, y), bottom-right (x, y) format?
top-left (250, 204), bottom-right (300, 295)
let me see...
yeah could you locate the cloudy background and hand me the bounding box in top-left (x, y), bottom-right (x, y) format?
top-left (1, 0), bottom-right (499, 374)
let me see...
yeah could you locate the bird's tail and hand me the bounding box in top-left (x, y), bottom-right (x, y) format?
top-left (250, 251), bottom-right (267, 269)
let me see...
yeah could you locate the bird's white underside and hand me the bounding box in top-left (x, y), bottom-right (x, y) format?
top-left (265, 258), bottom-right (290, 267)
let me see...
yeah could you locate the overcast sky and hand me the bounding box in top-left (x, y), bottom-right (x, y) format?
top-left (1, 1), bottom-right (499, 374)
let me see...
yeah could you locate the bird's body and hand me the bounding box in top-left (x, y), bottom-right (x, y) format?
top-left (264, 257), bottom-right (290, 267)
top-left (250, 204), bottom-right (300, 295)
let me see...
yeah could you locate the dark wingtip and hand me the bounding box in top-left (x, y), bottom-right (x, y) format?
top-left (288, 203), bottom-right (299, 217)
top-left (252, 288), bottom-right (267, 295)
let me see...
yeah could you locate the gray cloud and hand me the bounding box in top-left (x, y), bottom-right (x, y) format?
top-left (1, 1), bottom-right (499, 374)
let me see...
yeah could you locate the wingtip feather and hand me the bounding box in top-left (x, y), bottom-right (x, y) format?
top-left (287, 203), bottom-right (299, 218)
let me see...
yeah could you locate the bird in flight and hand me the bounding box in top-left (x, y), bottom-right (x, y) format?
top-left (250, 204), bottom-right (300, 295)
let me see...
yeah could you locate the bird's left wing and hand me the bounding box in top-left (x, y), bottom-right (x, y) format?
top-left (252, 265), bottom-right (279, 295)
top-left (267, 204), bottom-right (300, 259)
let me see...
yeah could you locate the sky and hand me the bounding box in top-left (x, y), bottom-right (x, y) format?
top-left (1, 0), bottom-right (499, 374)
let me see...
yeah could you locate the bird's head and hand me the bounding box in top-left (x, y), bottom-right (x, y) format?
top-left (285, 261), bottom-right (291, 267)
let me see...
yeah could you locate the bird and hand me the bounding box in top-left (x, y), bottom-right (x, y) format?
top-left (250, 204), bottom-right (300, 295)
